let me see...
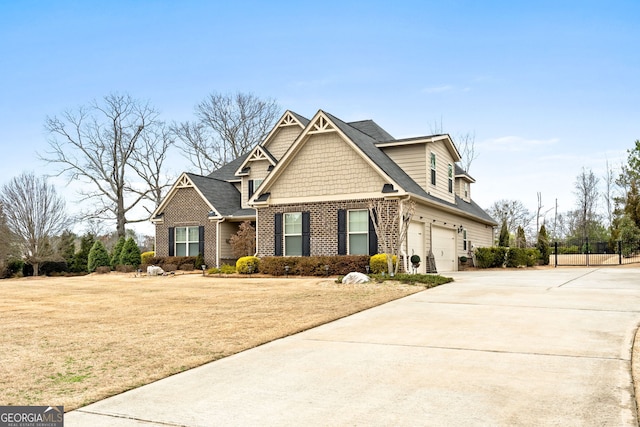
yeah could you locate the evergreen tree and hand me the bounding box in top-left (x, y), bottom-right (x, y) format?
top-left (516, 226), bottom-right (526, 248)
top-left (537, 224), bottom-right (550, 265)
top-left (110, 236), bottom-right (126, 267)
top-left (624, 180), bottom-right (640, 227)
top-left (87, 240), bottom-right (111, 272)
top-left (57, 230), bottom-right (77, 269)
top-left (119, 237), bottom-right (141, 268)
top-left (72, 233), bottom-right (95, 273)
top-left (499, 220), bottom-right (510, 247)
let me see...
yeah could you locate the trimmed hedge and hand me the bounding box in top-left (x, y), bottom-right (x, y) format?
top-left (236, 256), bottom-right (260, 274)
top-left (369, 253), bottom-right (398, 274)
top-left (260, 255), bottom-right (369, 276)
top-left (146, 256), bottom-right (197, 271)
top-left (505, 247), bottom-right (540, 268)
top-left (476, 246), bottom-right (540, 268)
top-left (474, 247), bottom-right (507, 268)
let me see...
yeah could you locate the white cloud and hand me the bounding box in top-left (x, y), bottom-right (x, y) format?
top-left (422, 85), bottom-right (454, 94)
top-left (479, 135), bottom-right (559, 152)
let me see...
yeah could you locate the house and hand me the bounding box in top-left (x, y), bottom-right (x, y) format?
top-left (151, 110), bottom-right (497, 272)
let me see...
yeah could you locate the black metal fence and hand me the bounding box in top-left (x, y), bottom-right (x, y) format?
top-left (552, 238), bottom-right (640, 266)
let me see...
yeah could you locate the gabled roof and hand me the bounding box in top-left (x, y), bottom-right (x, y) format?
top-left (347, 120), bottom-right (395, 142)
top-left (151, 172), bottom-right (247, 221)
top-left (186, 173), bottom-right (243, 217)
top-left (234, 145), bottom-right (278, 176)
top-left (455, 164), bottom-right (476, 183)
top-left (261, 110), bottom-right (309, 152)
top-left (208, 152), bottom-right (250, 181)
top-left (324, 111), bottom-right (429, 197)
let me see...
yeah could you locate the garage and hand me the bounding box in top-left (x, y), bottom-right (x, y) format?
top-left (407, 221), bottom-right (425, 273)
top-left (431, 226), bottom-right (456, 272)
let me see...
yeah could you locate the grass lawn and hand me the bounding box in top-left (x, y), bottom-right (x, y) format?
top-left (0, 272), bottom-right (434, 411)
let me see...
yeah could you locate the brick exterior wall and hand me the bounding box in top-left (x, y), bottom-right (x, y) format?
top-left (257, 198), bottom-right (399, 257)
top-left (154, 187), bottom-right (217, 267)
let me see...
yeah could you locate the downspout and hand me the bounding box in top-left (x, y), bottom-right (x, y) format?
top-left (254, 212), bottom-right (259, 257)
top-left (216, 218), bottom-right (226, 268)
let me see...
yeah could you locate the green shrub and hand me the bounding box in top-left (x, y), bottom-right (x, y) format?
top-left (369, 253), bottom-right (398, 274)
top-left (195, 253), bottom-right (205, 270)
top-left (119, 237), bottom-right (141, 268)
top-left (236, 256), bottom-right (260, 274)
top-left (140, 251), bottom-right (155, 265)
top-left (88, 240), bottom-right (111, 272)
top-left (95, 266), bottom-right (111, 274)
top-left (110, 236), bottom-right (126, 268)
top-left (221, 264), bottom-right (236, 274)
top-left (259, 255), bottom-right (369, 276)
top-left (475, 247), bottom-right (508, 268)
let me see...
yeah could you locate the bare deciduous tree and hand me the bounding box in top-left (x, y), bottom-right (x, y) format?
top-left (487, 199), bottom-right (534, 238)
top-left (368, 199), bottom-right (415, 276)
top-left (41, 93), bottom-right (174, 238)
top-left (0, 173), bottom-right (71, 276)
top-left (603, 158), bottom-right (616, 230)
top-left (574, 167), bottom-right (600, 238)
top-left (173, 92), bottom-right (280, 174)
top-left (457, 131), bottom-right (478, 173)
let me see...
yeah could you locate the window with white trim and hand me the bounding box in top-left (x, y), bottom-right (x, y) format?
top-left (430, 153), bottom-right (436, 185)
top-left (284, 212), bottom-right (302, 256)
top-left (463, 229), bottom-right (468, 251)
top-left (348, 210), bottom-right (369, 255)
top-left (448, 164), bottom-right (453, 193)
top-left (464, 182), bottom-right (469, 198)
top-left (175, 226), bottom-right (199, 256)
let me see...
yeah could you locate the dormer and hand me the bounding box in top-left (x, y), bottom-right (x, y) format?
top-left (455, 164), bottom-right (475, 203)
top-left (235, 145), bottom-right (277, 209)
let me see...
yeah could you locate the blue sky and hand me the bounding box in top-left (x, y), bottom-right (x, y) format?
top-left (1, 1), bottom-right (638, 234)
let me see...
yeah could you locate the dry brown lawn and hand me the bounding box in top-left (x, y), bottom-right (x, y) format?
top-left (0, 272), bottom-right (425, 411)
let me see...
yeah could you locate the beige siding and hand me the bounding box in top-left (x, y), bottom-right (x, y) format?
top-left (218, 221), bottom-right (240, 263)
top-left (413, 200), bottom-right (494, 267)
top-left (264, 126), bottom-right (303, 161)
top-left (382, 144), bottom-right (427, 189)
top-left (268, 132), bottom-right (386, 202)
top-left (428, 141), bottom-right (456, 204)
top-left (455, 178), bottom-right (472, 203)
top-left (154, 187), bottom-right (217, 267)
top-left (242, 159), bottom-right (272, 208)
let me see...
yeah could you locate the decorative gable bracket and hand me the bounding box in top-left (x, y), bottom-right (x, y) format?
top-left (308, 116), bottom-right (335, 134)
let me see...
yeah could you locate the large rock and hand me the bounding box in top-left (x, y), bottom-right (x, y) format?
top-left (341, 272), bottom-right (370, 284)
top-left (147, 265), bottom-right (165, 276)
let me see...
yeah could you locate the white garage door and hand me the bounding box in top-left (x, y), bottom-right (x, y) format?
top-left (407, 222), bottom-right (425, 274)
top-left (432, 226), bottom-right (456, 272)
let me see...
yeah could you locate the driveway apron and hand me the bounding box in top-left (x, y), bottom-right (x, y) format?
top-left (66, 268), bottom-right (640, 426)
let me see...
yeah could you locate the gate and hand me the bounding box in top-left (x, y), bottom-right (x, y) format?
top-left (552, 238), bottom-right (640, 266)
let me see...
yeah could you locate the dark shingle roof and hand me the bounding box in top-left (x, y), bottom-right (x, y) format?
top-left (208, 152), bottom-right (250, 181)
top-left (289, 111), bottom-right (310, 127)
top-left (186, 173), bottom-right (243, 217)
top-left (324, 111), bottom-right (496, 225)
top-left (347, 120), bottom-right (395, 142)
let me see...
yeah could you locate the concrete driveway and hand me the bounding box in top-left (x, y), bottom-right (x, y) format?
top-left (66, 267), bottom-right (640, 426)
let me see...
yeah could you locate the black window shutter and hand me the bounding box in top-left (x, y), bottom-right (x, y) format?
top-left (337, 209), bottom-right (347, 255)
top-left (274, 213), bottom-right (283, 256)
top-left (168, 227), bottom-right (175, 256)
top-left (248, 180), bottom-right (254, 198)
top-left (368, 211), bottom-right (378, 255)
top-left (302, 211), bottom-right (311, 257)
top-left (198, 226), bottom-right (205, 256)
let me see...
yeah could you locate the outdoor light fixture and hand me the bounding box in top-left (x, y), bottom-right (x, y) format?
top-left (458, 225), bottom-right (464, 233)
top-left (201, 264), bottom-right (206, 276)
top-left (285, 265), bottom-right (289, 277)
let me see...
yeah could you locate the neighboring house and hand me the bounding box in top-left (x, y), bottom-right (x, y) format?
top-left (152, 110), bottom-right (497, 272)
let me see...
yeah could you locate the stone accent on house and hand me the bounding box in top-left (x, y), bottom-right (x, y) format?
top-left (154, 187), bottom-right (217, 267)
top-left (257, 198), bottom-right (399, 257)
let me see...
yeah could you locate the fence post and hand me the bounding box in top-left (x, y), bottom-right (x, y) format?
top-left (618, 240), bottom-right (622, 265)
top-left (586, 237), bottom-right (589, 267)
top-left (554, 241), bottom-right (558, 267)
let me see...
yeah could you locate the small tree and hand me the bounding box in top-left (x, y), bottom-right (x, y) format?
top-left (537, 224), bottom-right (550, 265)
top-left (368, 199), bottom-right (415, 276)
top-left (110, 236), bottom-right (126, 268)
top-left (515, 226), bottom-right (526, 248)
top-left (619, 216), bottom-right (640, 257)
top-left (72, 233), bottom-right (95, 273)
top-left (87, 240), bottom-right (111, 272)
top-left (57, 230), bottom-right (77, 269)
top-left (119, 237), bottom-right (141, 268)
top-left (499, 220), bottom-right (510, 247)
top-left (229, 221), bottom-right (256, 258)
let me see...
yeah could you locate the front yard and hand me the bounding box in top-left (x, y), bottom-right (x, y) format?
top-left (1, 273), bottom-right (428, 411)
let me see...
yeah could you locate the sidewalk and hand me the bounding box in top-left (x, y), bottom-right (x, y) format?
top-left (66, 268), bottom-right (640, 426)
